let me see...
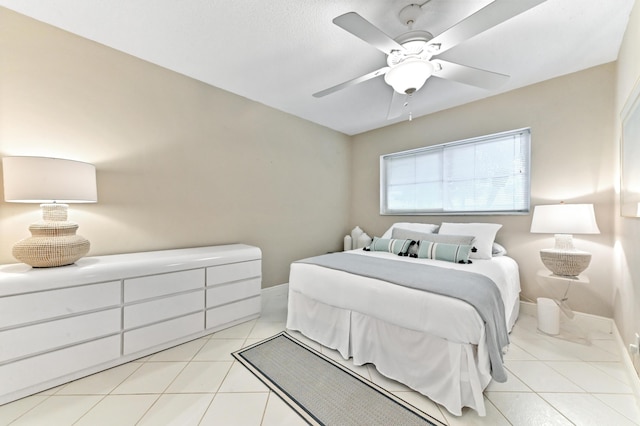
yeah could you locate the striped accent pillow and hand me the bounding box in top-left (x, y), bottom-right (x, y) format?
top-left (368, 238), bottom-right (413, 255)
top-left (394, 231), bottom-right (476, 257)
top-left (417, 241), bottom-right (473, 263)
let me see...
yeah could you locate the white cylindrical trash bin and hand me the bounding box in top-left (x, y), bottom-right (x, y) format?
top-left (537, 297), bottom-right (560, 335)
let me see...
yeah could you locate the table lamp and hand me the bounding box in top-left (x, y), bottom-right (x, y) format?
top-left (530, 203), bottom-right (600, 276)
top-left (2, 156), bottom-right (97, 267)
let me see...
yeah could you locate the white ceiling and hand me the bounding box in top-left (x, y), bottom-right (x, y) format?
top-left (0, 0), bottom-right (635, 135)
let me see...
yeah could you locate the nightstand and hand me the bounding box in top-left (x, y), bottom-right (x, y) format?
top-left (535, 270), bottom-right (589, 334)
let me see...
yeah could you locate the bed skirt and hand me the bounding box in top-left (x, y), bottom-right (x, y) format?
top-left (286, 290), bottom-right (519, 417)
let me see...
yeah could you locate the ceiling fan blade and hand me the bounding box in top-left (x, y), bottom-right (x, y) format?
top-left (313, 66), bottom-right (389, 98)
top-left (333, 12), bottom-right (405, 55)
top-left (427, 0), bottom-right (547, 54)
top-left (387, 91), bottom-right (410, 120)
top-left (432, 59), bottom-right (509, 89)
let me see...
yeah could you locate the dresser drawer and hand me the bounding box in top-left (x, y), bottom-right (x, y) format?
top-left (123, 312), bottom-right (204, 355)
top-left (0, 335), bottom-right (120, 396)
top-left (206, 278), bottom-right (260, 308)
top-left (206, 260), bottom-right (261, 286)
top-left (124, 269), bottom-right (204, 303)
top-left (0, 281), bottom-right (121, 329)
top-left (124, 290), bottom-right (204, 329)
top-left (206, 296), bottom-right (261, 329)
top-left (0, 308), bottom-right (121, 363)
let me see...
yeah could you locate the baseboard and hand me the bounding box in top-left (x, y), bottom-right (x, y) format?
top-left (261, 283), bottom-right (289, 314)
top-left (613, 325), bottom-right (640, 410)
top-left (261, 283), bottom-right (289, 298)
top-left (519, 300), bottom-right (613, 334)
top-left (520, 300), bottom-right (640, 411)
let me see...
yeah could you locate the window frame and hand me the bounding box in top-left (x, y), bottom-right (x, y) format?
top-left (380, 128), bottom-right (531, 216)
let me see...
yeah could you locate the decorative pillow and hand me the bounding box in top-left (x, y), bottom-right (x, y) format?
top-left (417, 241), bottom-right (473, 263)
top-left (438, 222), bottom-right (503, 260)
top-left (393, 230), bottom-right (476, 256)
top-left (381, 222), bottom-right (439, 239)
top-left (492, 242), bottom-right (507, 256)
top-left (366, 237), bottom-right (413, 255)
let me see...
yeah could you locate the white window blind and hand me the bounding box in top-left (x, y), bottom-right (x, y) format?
top-left (380, 128), bottom-right (531, 215)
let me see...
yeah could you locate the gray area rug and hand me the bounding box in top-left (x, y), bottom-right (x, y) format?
top-left (232, 332), bottom-right (444, 426)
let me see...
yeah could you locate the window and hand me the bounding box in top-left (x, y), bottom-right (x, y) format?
top-left (380, 128), bottom-right (530, 215)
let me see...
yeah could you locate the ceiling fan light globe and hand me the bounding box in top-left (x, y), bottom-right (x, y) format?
top-left (384, 59), bottom-right (434, 94)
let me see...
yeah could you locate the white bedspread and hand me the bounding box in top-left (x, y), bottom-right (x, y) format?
top-left (288, 249), bottom-right (520, 345)
top-left (286, 250), bottom-right (521, 415)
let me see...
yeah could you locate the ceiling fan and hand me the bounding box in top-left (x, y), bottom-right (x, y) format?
top-left (313, 0), bottom-right (547, 119)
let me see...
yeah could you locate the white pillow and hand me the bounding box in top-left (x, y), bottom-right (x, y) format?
top-left (492, 242), bottom-right (507, 256)
top-left (438, 222), bottom-right (503, 260)
top-left (381, 222), bottom-right (439, 239)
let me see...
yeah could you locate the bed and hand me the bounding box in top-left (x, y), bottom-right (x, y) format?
top-left (285, 222), bottom-right (520, 416)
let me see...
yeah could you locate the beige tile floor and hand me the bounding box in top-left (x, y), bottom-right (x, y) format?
top-left (1, 289), bottom-right (639, 425)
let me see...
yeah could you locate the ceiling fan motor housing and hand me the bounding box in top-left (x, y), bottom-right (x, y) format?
top-left (398, 3), bottom-right (423, 28)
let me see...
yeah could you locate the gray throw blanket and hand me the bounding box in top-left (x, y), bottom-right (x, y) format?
top-left (295, 252), bottom-right (509, 382)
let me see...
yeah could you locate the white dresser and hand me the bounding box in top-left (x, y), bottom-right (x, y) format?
top-left (0, 244), bottom-right (261, 405)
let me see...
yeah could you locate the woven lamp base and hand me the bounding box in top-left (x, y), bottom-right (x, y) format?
top-left (540, 249), bottom-right (591, 277)
top-left (13, 204), bottom-right (90, 268)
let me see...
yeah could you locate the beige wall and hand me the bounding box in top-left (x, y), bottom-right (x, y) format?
top-left (615, 0), bottom-right (640, 369)
top-left (351, 64), bottom-right (616, 318)
top-left (0, 8), bottom-right (351, 287)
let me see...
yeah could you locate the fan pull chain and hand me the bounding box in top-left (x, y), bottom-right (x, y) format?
top-left (405, 95), bottom-right (412, 121)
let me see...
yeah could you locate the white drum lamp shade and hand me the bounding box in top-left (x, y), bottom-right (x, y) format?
top-left (2, 156), bottom-right (97, 267)
top-left (530, 203), bottom-right (599, 276)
